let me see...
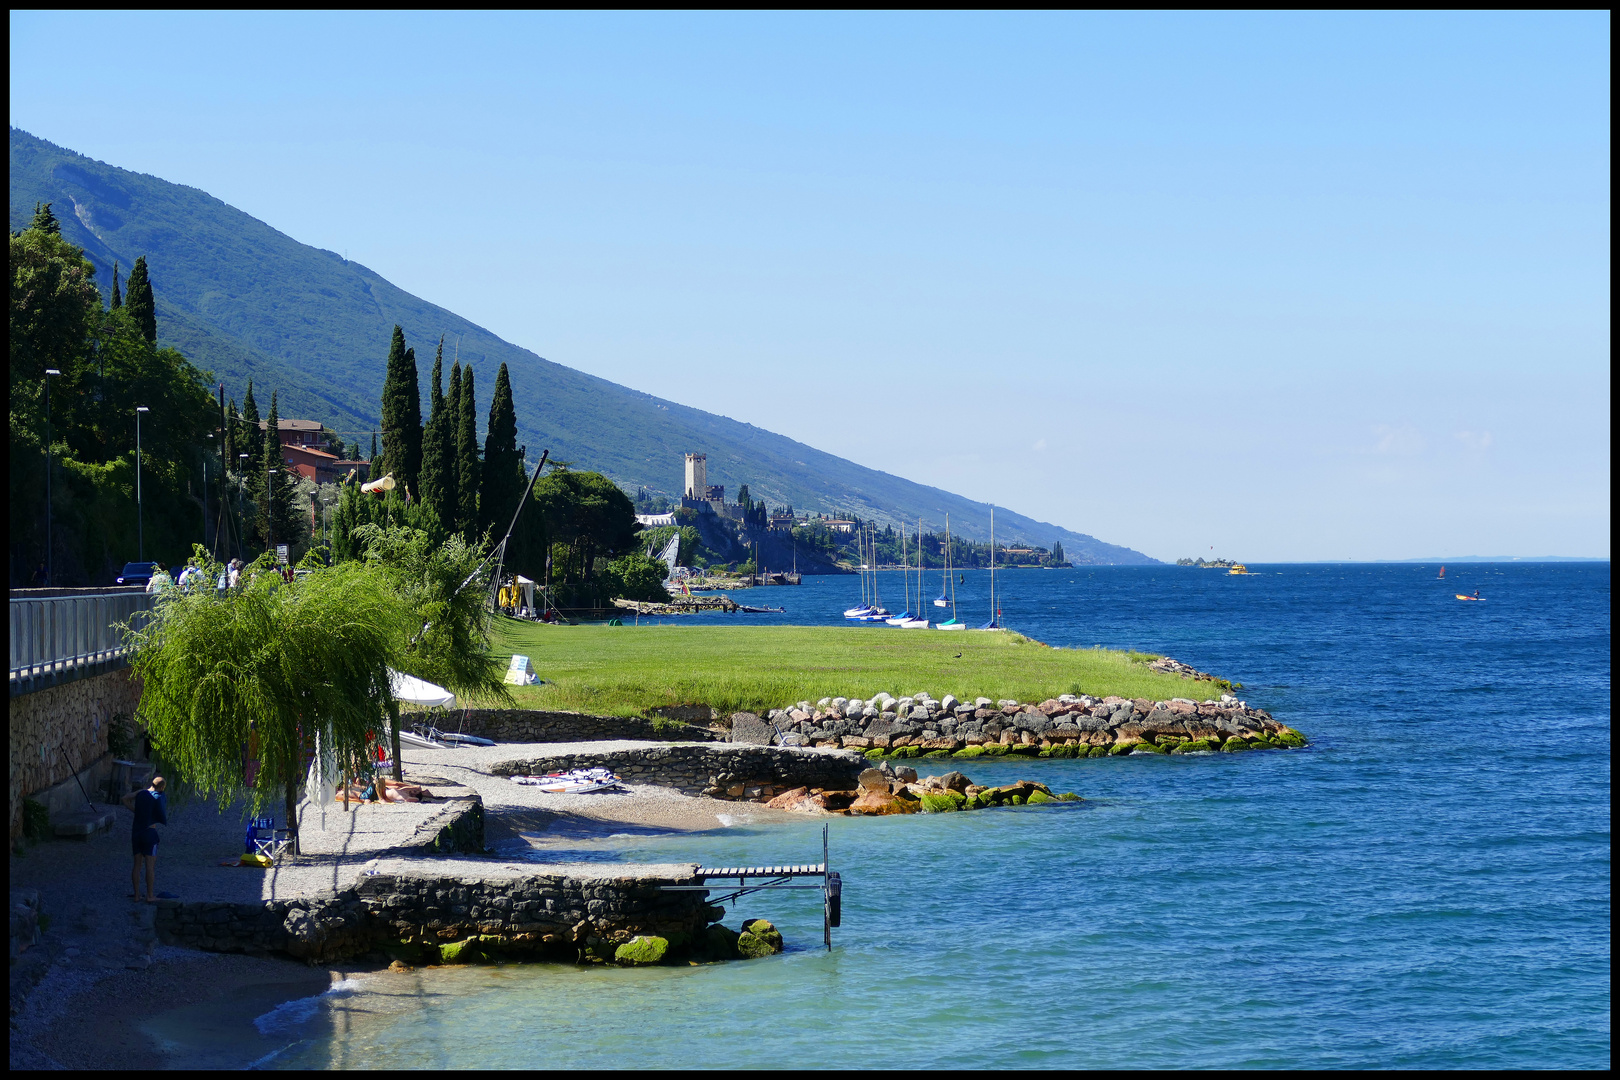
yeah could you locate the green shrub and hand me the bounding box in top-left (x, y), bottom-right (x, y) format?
top-left (23, 798), bottom-right (49, 842)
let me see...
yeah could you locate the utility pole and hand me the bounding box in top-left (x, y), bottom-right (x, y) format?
top-left (136, 406), bottom-right (150, 561)
top-left (44, 369), bottom-right (60, 585)
top-left (238, 453), bottom-right (249, 560)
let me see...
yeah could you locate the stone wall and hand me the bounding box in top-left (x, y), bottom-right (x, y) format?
top-left (404, 797), bottom-right (486, 854)
top-left (8, 667), bottom-right (142, 842)
top-left (449, 709), bottom-right (721, 744)
top-left (155, 865), bottom-right (723, 965)
top-left (745, 690), bottom-right (1307, 758)
top-left (490, 743), bottom-right (867, 800)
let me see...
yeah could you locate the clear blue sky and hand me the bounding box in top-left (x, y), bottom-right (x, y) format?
top-left (10, 11), bottom-right (1610, 561)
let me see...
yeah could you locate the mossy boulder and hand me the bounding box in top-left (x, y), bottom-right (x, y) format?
top-left (919, 791), bottom-right (965, 813)
top-left (953, 745), bottom-right (986, 759)
top-left (1171, 738), bottom-right (1216, 754)
top-left (736, 919), bottom-right (784, 959)
top-left (1220, 737), bottom-right (1251, 752)
top-left (893, 745), bottom-right (921, 758)
top-left (979, 743), bottom-right (1011, 757)
top-left (1026, 789), bottom-right (1054, 804)
top-left (864, 748), bottom-right (888, 760)
top-left (1010, 794), bottom-right (1027, 805)
top-left (1131, 741), bottom-right (1166, 754)
top-left (438, 937), bottom-right (490, 964)
top-left (1087, 745), bottom-right (1108, 758)
top-left (1009, 743), bottom-right (1042, 756)
top-left (1276, 729), bottom-right (1308, 748)
top-left (1109, 742), bottom-right (1135, 756)
top-left (614, 935), bottom-right (669, 965)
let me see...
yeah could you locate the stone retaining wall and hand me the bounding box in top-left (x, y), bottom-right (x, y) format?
top-left (449, 709), bottom-right (720, 744)
top-left (9, 667), bottom-right (142, 843)
top-left (405, 797), bottom-right (486, 854)
top-left (155, 866), bottom-right (722, 965)
top-left (491, 743), bottom-right (867, 800)
top-left (744, 691), bottom-right (1307, 758)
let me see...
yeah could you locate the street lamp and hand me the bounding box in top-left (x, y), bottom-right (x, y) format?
top-left (238, 453), bottom-right (249, 560)
top-left (44, 369), bottom-right (60, 586)
top-left (135, 406), bottom-right (150, 561)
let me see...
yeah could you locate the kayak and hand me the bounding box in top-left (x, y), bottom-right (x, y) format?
top-left (1455, 594), bottom-right (1484, 601)
top-left (512, 767), bottom-right (622, 794)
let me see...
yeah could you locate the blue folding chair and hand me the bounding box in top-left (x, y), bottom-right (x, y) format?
top-left (246, 817), bottom-right (293, 861)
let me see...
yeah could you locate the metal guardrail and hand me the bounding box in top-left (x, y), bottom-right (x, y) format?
top-left (9, 590), bottom-right (156, 695)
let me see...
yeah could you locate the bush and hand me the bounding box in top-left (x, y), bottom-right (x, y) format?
top-left (23, 798), bottom-right (50, 842)
top-left (605, 554), bottom-right (672, 603)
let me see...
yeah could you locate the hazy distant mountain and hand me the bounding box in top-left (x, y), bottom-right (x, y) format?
top-left (9, 127), bottom-right (1155, 563)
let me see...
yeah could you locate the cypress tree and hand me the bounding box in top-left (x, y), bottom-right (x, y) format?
top-left (418, 336), bottom-right (453, 529)
top-left (224, 399), bottom-right (239, 467)
top-left (377, 326), bottom-right (423, 494)
top-left (123, 256), bottom-right (157, 344)
top-left (240, 382), bottom-right (262, 476)
top-left (480, 362), bottom-right (521, 539)
top-left (111, 261), bottom-right (122, 309)
top-left (455, 364), bottom-right (479, 538)
top-left (445, 362), bottom-right (463, 525)
top-left (261, 392), bottom-right (299, 553)
top-left (368, 432), bottom-right (378, 464)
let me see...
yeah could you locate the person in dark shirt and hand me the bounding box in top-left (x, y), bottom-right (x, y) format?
top-left (121, 776), bottom-right (168, 902)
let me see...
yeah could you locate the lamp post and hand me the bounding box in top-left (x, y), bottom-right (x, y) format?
top-left (44, 368), bottom-right (60, 585)
top-left (135, 406), bottom-right (150, 561)
top-left (238, 453), bottom-right (249, 560)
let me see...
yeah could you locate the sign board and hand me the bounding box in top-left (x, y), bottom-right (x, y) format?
top-left (276, 544), bottom-right (290, 566)
top-left (504, 655), bottom-right (537, 685)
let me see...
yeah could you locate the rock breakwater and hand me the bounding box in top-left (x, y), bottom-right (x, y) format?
top-left (733, 690), bottom-right (1306, 759)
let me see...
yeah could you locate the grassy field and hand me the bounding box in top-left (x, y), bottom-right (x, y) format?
top-left (489, 620), bottom-right (1219, 717)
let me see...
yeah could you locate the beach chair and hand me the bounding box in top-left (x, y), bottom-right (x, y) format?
top-left (246, 816), bottom-right (294, 861)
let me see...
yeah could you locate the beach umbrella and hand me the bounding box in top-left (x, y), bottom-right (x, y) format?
top-left (389, 669), bottom-right (456, 709)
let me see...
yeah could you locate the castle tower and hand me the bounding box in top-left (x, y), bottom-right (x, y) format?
top-left (684, 453), bottom-right (707, 499)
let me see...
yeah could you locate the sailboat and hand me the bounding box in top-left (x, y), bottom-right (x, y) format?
top-left (851, 528), bottom-right (890, 620)
top-left (886, 526), bottom-right (915, 624)
top-left (934, 513), bottom-right (965, 629)
top-left (900, 518), bottom-right (931, 627)
top-left (977, 506), bottom-right (1003, 630)
top-left (844, 528), bottom-right (874, 618)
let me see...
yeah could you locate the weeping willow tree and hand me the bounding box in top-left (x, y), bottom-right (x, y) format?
top-left (129, 559), bottom-right (410, 851)
top-left (129, 526), bottom-right (509, 847)
top-left (354, 523), bottom-right (511, 777)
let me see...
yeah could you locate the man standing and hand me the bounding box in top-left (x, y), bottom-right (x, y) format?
top-left (122, 776), bottom-right (168, 902)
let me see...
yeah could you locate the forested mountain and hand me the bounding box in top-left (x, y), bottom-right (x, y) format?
top-left (9, 128), bottom-right (1154, 563)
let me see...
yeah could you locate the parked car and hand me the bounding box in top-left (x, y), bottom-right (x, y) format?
top-left (116, 561), bottom-right (158, 587)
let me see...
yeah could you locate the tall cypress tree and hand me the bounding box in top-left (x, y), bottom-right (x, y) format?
top-left (368, 432), bottom-right (378, 464)
top-left (224, 399), bottom-right (240, 468)
top-left (123, 256), bottom-right (157, 344)
top-left (111, 261), bottom-right (122, 309)
top-left (445, 362), bottom-right (463, 524)
top-left (261, 392), bottom-right (299, 553)
top-left (480, 362), bottom-right (521, 540)
top-left (455, 364), bottom-right (480, 538)
top-left (377, 326), bottom-right (423, 495)
top-left (418, 336), bottom-right (453, 529)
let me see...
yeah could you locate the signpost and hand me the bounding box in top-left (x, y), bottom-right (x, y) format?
top-left (276, 544), bottom-right (289, 566)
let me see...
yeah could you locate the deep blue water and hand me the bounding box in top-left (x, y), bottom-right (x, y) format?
top-left (276, 563), bottom-right (1610, 1069)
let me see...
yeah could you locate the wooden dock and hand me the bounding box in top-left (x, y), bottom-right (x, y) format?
top-left (663, 827), bottom-right (842, 949)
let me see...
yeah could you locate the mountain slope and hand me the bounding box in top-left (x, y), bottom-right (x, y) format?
top-left (10, 128), bottom-right (1155, 563)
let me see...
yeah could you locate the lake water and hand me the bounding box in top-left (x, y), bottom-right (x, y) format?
top-left (272, 563), bottom-right (1610, 1068)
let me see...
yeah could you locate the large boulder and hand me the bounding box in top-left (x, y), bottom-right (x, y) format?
top-left (737, 919), bottom-right (784, 958)
top-left (730, 712), bottom-right (775, 745)
top-left (614, 935), bottom-right (669, 965)
top-left (848, 789), bottom-right (920, 815)
top-left (857, 768), bottom-right (889, 792)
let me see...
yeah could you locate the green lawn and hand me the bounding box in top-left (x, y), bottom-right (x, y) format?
top-left (490, 620), bottom-right (1219, 717)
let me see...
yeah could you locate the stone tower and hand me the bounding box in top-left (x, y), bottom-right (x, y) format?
top-left (684, 453), bottom-right (707, 499)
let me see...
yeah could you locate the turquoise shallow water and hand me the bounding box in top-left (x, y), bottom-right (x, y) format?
top-left (272, 563), bottom-right (1610, 1068)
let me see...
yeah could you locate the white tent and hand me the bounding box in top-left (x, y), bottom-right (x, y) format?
top-left (389, 669), bottom-right (456, 708)
top-left (515, 574), bottom-right (537, 618)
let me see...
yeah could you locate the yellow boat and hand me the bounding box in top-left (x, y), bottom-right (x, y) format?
top-left (1228, 564), bottom-right (1249, 575)
top-left (1456, 593), bottom-right (1484, 601)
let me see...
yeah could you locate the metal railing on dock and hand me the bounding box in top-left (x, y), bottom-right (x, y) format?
top-left (663, 825), bottom-right (843, 949)
top-left (9, 589), bottom-right (154, 695)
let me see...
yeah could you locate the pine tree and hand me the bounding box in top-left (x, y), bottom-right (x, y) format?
top-left (377, 326), bottom-right (423, 495)
top-left (30, 202), bottom-right (60, 235)
top-left (111, 261), bottom-right (122, 309)
top-left (455, 364), bottom-right (480, 538)
top-left (123, 256), bottom-right (157, 344)
top-left (418, 336), bottom-right (454, 530)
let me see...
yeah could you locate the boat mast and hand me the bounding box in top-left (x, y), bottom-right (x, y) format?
top-left (947, 514), bottom-right (957, 619)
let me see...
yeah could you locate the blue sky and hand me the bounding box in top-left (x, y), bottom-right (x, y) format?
top-left (10, 11), bottom-right (1610, 560)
